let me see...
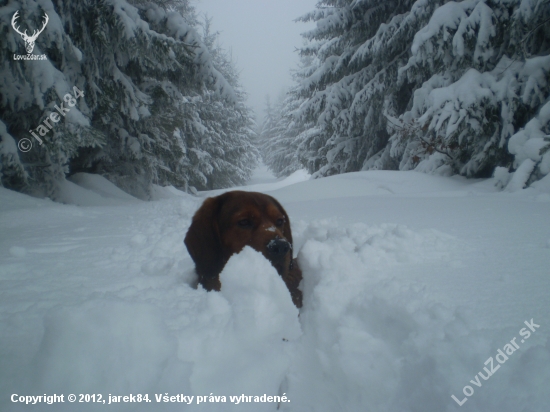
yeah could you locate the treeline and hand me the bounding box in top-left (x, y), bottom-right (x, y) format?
top-left (260, 0), bottom-right (550, 190)
top-left (0, 0), bottom-right (258, 199)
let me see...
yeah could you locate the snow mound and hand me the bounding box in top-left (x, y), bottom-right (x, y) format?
top-left (219, 246), bottom-right (301, 341)
top-left (59, 173), bottom-right (196, 206)
top-left (273, 170), bottom-right (477, 203)
top-left (204, 168), bottom-right (311, 197)
top-left (150, 184), bottom-right (194, 200)
top-left (287, 220), bottom-right (549, 411)
top-left (278, 169), bottom-right (310, 187)
top-left (0, 187), bottom-right (54, 213)
top-left (297, 220), bottom-right (455, 268)
top-left (57, 173), bottom-right (139, 206)
top-left (68, 173), bottom-right (138, 201)
top-left (56, 179), bottom-right (117, 206)
top-left (154, 247), bottom-right (301, 411)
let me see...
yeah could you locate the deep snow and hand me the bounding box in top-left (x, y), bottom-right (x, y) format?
top-left (1, 167), bottom-right (549, 411)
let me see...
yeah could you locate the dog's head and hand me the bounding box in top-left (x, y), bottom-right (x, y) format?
top-left (184, 191), bottom-right (293, 291)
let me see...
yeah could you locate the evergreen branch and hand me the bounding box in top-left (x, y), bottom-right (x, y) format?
top-left (520, 16), bottom-right (550, 45)
top-left (384, 114), bottom-right (454, 160)
top-left (417, 135), bottom-right (454, 161)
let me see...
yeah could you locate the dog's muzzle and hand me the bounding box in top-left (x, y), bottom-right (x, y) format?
top-left (267, 238), bottom-right (291, 257)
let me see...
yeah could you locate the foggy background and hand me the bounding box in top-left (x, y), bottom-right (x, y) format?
top-left (196, 0), bottom-right (316, 123)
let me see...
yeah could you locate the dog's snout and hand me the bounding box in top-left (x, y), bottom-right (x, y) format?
top-left (267, 238), bottom-right (290, 257)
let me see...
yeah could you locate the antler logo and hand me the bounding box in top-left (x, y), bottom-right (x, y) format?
top-left (11, 11), bottom-right (49, 54)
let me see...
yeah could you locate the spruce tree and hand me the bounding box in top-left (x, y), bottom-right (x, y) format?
top-left (194, 16), bottom-right (259, 189)
top-left (390, 0), bottom-right (550, 182)
top-left (293, 0), bottom-right (423, 177)
top-left (290, 0), bottom-right (550, 186)
top-left (259, 73), bottom-right (308, 177)
top-left (0, 0), bottom-right (256, 199)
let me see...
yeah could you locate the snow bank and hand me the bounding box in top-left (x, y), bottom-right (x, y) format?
top-left (57, 175), bottom-right (138, 206)
top-left (34, 285), bottom-right (297, 412)
top-left (60, 173), bottom-right (196, 205)
top-left (68, 173), bottom-right (139, 202)
top-left (286, 219), bottom-right (549, 411)
top-left (203, 168), bottom-right (310, 197)
top-left (149, 184), bottom-right (192, 200)
top-left (4, 242), bottom-right (301, 412)
top-left (272, 170), bottom-right (476, 203)
top-left (185, 248), bottom-right (301, 410)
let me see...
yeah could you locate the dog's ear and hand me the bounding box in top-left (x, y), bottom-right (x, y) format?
top-left (184, 196), bottom-right (224, 290)
top-left (268, 196), bottom-right (293, 248)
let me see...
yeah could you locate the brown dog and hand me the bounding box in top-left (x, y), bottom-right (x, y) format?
top-left (184, 191), bottom-right (303, 307)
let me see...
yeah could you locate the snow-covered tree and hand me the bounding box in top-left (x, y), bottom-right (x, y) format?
top-left (191, 16), bottom-right (259, 189)
top-left (258, 95), bottom-right (282, 169)
top-left (259, 95), bottom-right (277, 139)
top-left (0, 0), bottom-right (257, 199)
top-left (290, 0), bottom-right (550, 187)
top-left (259, 72), bottom-right (309, 177)
top-left (292, 0), bottom-right (425, 177)
top-left (390, 0), bottom-right (550, 185)
top-left (0, 0), bottom-right (107, 197)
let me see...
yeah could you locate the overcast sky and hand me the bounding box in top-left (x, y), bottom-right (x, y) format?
top-left (194, 0), bottom-right (317, 125)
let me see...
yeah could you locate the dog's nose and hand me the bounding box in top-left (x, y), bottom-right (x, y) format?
top-left (267, 238), bottom-right (291, 257)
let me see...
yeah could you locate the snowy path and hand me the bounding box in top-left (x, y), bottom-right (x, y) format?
top-left (1, 169), bottom-right (549, 411)
top-left (244, 163), bottom-right (279, 186)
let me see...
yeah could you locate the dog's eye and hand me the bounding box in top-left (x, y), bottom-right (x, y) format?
top-left (237, 219), bottom-right (252, 227)
top-left (275, 218), bottom-right (285, 227)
